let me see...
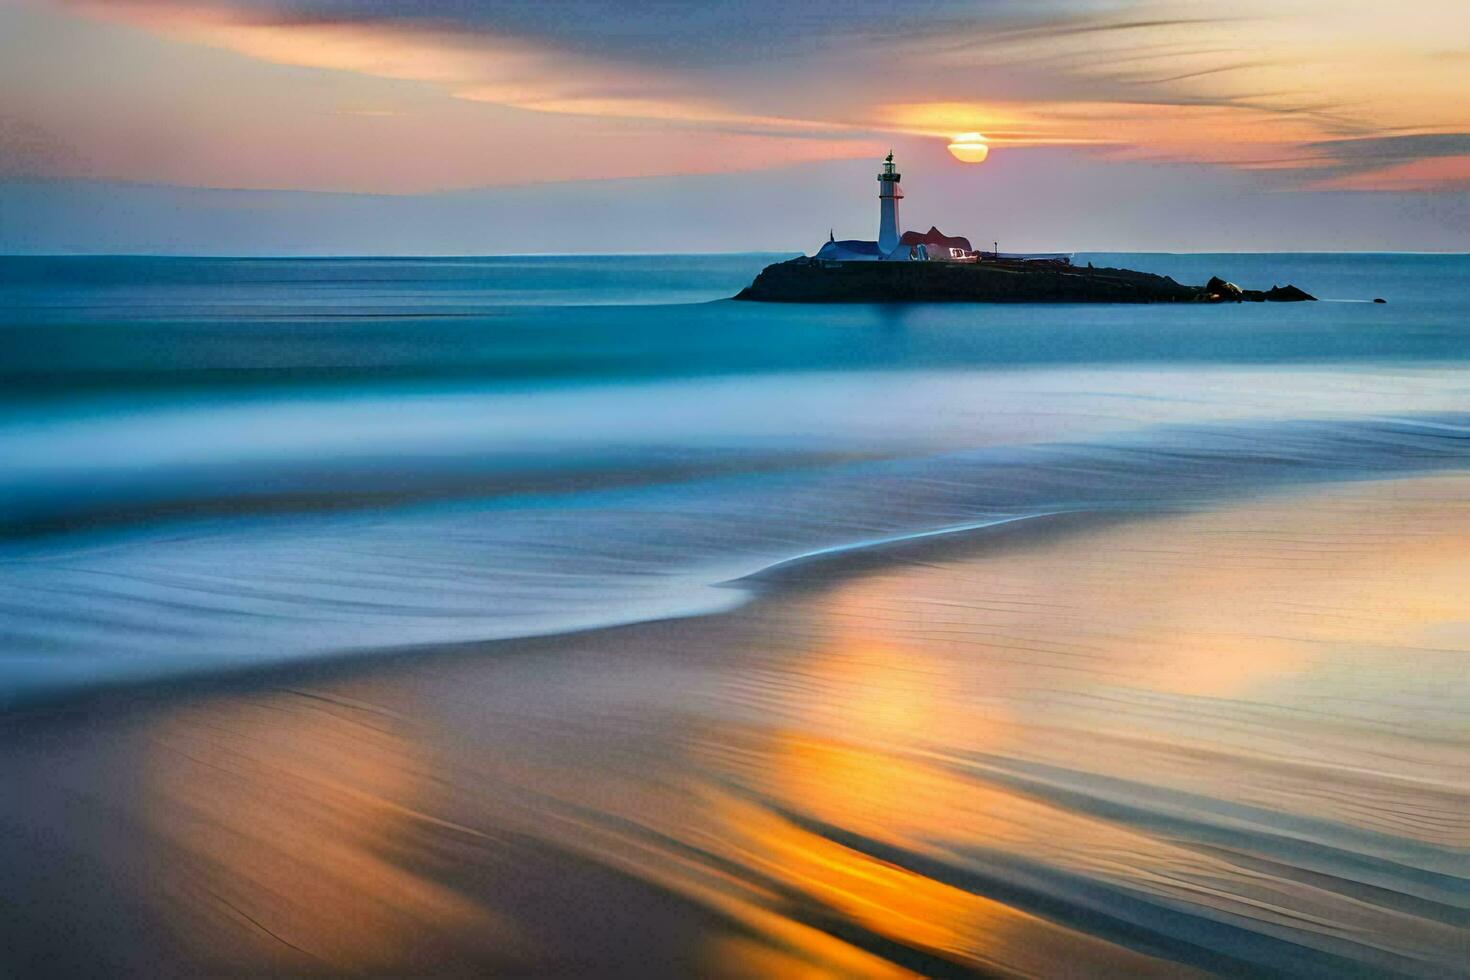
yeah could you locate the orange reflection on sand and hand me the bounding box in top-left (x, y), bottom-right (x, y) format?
top-left (138, 689), bottom-right (523, 972)
top-left (697, 733), bottom-right (1199, 977)
top-left (101, 477), bottom-right (1467, 975)
top-left (688, 609), bottom-right (1202, 974)
top-left (685, 477), bottom-right (1470, 974)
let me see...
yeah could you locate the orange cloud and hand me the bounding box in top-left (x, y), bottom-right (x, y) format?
top-left (41, 0), bottom-right (1470, 189)
top-left (1308, 154), bottom-right (1470, 192)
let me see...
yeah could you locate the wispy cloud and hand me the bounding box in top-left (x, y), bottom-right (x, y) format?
top-left (26, 0), bottom-right (1470, 191)
top-left (1299, 134), bottom-right (1470, 190)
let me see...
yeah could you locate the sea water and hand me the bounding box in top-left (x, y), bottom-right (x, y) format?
top-left (1, 253), bottom-right (1467, 703)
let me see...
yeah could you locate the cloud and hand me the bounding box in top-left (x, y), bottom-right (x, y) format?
top-left (1310, 134), bottom-right (1470, 166)
top-left (1308, 156), bottom-right (1470, 192)
top-left (65, 0), bottom-right (1060, 66)
top-left (32, 0), bottom-right (1470, 191)
top-left (1299, 135), bottom-right (1470, 191)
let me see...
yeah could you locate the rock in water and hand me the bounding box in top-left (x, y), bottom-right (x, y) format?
top-left (1206, 276), bottom-right (1244, 301)
top-left (733, 257), bottom-right (1317, 304)
top-left (1263, 284), bottom-right (1315, 302)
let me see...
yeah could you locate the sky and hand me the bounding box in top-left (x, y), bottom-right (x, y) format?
top-left (1, 0), bottom-right (1467, 252)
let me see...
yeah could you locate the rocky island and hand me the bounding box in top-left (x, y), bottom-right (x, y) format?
top-left (735, 152), bottom-right (1315, 304)
top-left (734, 257), bottom-right (1316, 304)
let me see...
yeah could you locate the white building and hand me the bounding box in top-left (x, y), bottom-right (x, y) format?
top-left (814, 152), bottom-right (974, 263)
top-left (812, 153), bottom-right (1072, 266)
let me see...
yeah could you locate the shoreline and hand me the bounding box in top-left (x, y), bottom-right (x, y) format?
top-left (0, 461), bottom-right (1457, 718)
top-left (0, 508), bottom-right (1120, 722)
top-left (2, 474), bottom-right (1466, 975)
top-left (0, 479), bottom-right (1402, 718)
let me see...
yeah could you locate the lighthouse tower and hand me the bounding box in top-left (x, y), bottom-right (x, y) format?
top-left (876, 151), bottom-right (903, 254)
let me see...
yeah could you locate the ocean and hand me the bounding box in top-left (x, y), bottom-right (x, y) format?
top-left (3, 252), bottom-right (1466, 702)
top-left (1, 253), bottom-right (1467, 975)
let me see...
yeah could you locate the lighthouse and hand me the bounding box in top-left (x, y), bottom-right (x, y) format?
top-left (876, 151), bottom-right (903, 253)
top-left (812, 151), bottom-right (985, 263)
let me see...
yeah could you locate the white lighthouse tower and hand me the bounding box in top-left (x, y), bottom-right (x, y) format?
top-left (876, 151), bottom-right (903, 254)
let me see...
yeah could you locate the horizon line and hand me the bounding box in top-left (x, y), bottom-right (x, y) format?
top-left (4, 250), bottom-right (1468, 260)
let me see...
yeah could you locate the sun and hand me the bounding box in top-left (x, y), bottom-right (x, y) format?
top-left (947, 133), bottom-right (989, 164)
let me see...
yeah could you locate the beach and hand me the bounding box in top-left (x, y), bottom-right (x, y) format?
top-left (2, 474), bottom-right (1467, 976)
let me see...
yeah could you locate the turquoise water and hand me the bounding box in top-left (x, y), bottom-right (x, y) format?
top-left (0, 253), bottom-right (1467, 702)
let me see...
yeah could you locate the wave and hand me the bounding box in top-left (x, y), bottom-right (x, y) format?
top-left (2, 411), bottom-right (1467, 705)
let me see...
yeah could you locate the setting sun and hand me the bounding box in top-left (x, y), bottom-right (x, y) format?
top-left (947, 133), bottom-right (990, 163)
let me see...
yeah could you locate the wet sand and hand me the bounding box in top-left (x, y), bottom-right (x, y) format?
top-left (2, 475), bottom-right (1467, 977)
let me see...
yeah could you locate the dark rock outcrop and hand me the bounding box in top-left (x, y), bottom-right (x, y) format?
top-left (1235, 284), bottom-right (1316, 302)
top-left (1206, 276), bottom-right (1244, 301)
top-left (733, 257), bottom-right (1317, 304)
